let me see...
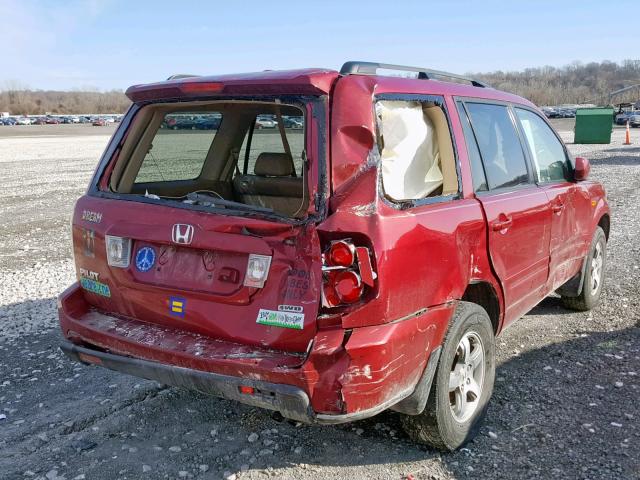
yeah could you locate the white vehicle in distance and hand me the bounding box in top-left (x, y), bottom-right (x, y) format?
top-left (255, 116), bottom-right (277, 129)
top-left (15, 117), bottom-right (33, 125)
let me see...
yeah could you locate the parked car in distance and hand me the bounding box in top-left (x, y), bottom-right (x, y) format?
top-left (45, 117), bottom-right (60, 124)
top-left (32, 117), bottom-right (47, 125)
top-left (92, 118), bottom-right (106, 126)
top-left (167, 116), bottom-right (199, 130)
top-left (15, 116), bottom-right (32, 125)
top-left (255, 115), bottom-right (277, 128)
top-left (282, 116), bottom-right (304, 129)
top-left (195, 115), bottom-right (222, 130)
top-left (615, 111), bottom-right (636, 125)
top-left (629, 112), bottom-right (640, 127)
top-left (59, 61), bottom-right (610, 451)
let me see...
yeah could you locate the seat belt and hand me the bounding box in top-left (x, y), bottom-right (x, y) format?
top-left (274, 102), bottom-right (296, 177)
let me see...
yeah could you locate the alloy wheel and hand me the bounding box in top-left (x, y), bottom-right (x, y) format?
top-left (449, 331), bottom-right (485, 423)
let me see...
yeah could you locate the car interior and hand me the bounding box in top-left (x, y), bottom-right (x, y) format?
top-left (375, 100), bottom-right (458, 201)
top-left (109, 101), bottom-right (308, 218)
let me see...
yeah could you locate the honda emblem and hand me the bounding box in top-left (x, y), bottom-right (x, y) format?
top-left (172, 224), bottom-right (194, 245)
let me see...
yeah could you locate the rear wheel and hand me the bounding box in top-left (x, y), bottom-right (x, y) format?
top-left (401, 302), bottom-right (495, 450)
top-left (561, 226), bottom-right (607, 311)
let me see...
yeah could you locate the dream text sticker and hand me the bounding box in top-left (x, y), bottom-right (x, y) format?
top-left (256, 309), bottom-right (304, 330)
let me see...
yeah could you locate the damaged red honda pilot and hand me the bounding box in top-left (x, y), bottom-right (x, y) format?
top-left (59, 61), bottom-right (610, 450)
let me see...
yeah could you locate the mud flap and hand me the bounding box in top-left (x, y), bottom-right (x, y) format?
top-left (556, 255), bottom-right (588, 298)
top-left (390, 346), bottom-right (441, 415)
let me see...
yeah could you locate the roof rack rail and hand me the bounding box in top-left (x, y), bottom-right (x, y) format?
top-left (340, 61), bottom-right (489, 88)
top-left (166, 74), bottom-right (201, 80)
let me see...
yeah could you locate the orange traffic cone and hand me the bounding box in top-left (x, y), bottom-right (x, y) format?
top-left (624, 121), bottom-right (632, 145)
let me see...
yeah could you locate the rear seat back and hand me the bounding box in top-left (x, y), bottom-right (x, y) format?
top-left (233, 152), bottom-right (306, 217)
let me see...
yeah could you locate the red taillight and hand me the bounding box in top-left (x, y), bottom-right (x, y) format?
top-left (328, 240), bottom-right (355, 267)
top-left (334, 270), bottom-right (363, 303)
top-left (322, 239), bottom-right (376, 308)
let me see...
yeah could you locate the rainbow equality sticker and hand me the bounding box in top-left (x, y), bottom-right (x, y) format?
top-left (169, 296), bottom-right (186, 317)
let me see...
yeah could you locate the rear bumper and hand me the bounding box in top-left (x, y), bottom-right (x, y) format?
top-left (60, 340), bottom-right (442, 424)
top-left (60, 341), bottom-right (314, 423)
top-left (59, 283), bottom-right (453, 423)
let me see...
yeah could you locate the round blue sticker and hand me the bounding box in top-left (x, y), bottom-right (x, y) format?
top-left (135, 246), bottom-right (156, 272)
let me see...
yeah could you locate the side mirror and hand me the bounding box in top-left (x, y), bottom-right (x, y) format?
top-left (574, 156), bottom-right (590, 181)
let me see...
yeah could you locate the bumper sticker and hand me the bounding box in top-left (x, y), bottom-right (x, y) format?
top-left (80, 277), bottom-right (111, 298)
top-left (135, 246), bottom-right (156, 272)
top-left (257, 309), bottom-right (304, 330)
top-left (169, 296), bottom-right (186, 317)
top-left (278, 304), bottom-right (303, 313)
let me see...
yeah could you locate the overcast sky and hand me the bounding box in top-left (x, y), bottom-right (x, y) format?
top-left (1, 0), bottom-right (638, 91)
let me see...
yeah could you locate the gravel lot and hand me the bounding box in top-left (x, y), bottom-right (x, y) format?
top-left (1, 123), bottom-right (638, 480)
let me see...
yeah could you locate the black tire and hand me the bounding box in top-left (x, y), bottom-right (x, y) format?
top-left (401, 301), bottom-right (495, 450)
top-left (561, 226), bottom-right (607, 311)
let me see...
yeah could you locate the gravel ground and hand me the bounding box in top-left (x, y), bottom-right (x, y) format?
top-left (0, 123), bottom-right (638, 480)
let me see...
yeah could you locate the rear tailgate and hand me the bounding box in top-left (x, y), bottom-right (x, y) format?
top-left (72, 196), bottom-right (322, 353)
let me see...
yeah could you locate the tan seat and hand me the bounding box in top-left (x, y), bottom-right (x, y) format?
top-left (233, 152), bottom-right (306, 216)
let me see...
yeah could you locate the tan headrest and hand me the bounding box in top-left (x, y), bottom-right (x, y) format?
top-left (254, 152), bottom-right (294, 176)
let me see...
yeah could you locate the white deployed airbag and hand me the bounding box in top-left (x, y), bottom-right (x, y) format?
top-left (376, 100), bottom-right (443, 200)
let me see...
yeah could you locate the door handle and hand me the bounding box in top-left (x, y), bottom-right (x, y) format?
top-left (491, 216), bottom-right (513, 231)
top-left (552, 202), bottom-right (565, 214)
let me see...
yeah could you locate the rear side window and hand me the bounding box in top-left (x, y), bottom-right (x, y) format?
top-left (134, 112), bottom-right (221, 183)
top-left (465, 103), bottom-right (529, 190)
top-left (515, 108), bottom-right (570, 183)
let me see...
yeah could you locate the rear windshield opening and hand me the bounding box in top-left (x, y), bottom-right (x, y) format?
top-left (108, 101), bottom-right (308, 219)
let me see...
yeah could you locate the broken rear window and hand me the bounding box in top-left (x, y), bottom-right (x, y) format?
top-left (108, 101), bottom-right (309, 219)
top-left (134, 113), bottom-right (222, 183)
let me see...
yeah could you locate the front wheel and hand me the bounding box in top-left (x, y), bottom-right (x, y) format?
top-left (561, 226), bottom-right (607, 311)
top-left (401, 302), bottom-right (495, 450)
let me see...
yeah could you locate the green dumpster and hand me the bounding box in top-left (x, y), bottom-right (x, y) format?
top-left (573, 107), bottom-right (614, 144)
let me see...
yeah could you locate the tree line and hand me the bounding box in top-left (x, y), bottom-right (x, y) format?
top-left (1, 60), bottom-right (639, 114)
top-left (474, 59), bottom-right (640, 106)
top-left (0, 85), bottom-right (130, 115)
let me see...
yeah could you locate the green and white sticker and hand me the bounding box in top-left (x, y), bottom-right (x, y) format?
top-left (256, 309), bottom-right (304, 330)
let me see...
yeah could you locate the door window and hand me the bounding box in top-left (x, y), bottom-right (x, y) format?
top-left (465, 103), bottom-right (530, 190)
top-left (375, 99), bottom-right (458, 201)
top-left (515, 108), bottom-right (570, 183)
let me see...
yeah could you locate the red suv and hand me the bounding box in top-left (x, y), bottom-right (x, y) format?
top-left (59, 61), bottom-right (610, 450)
